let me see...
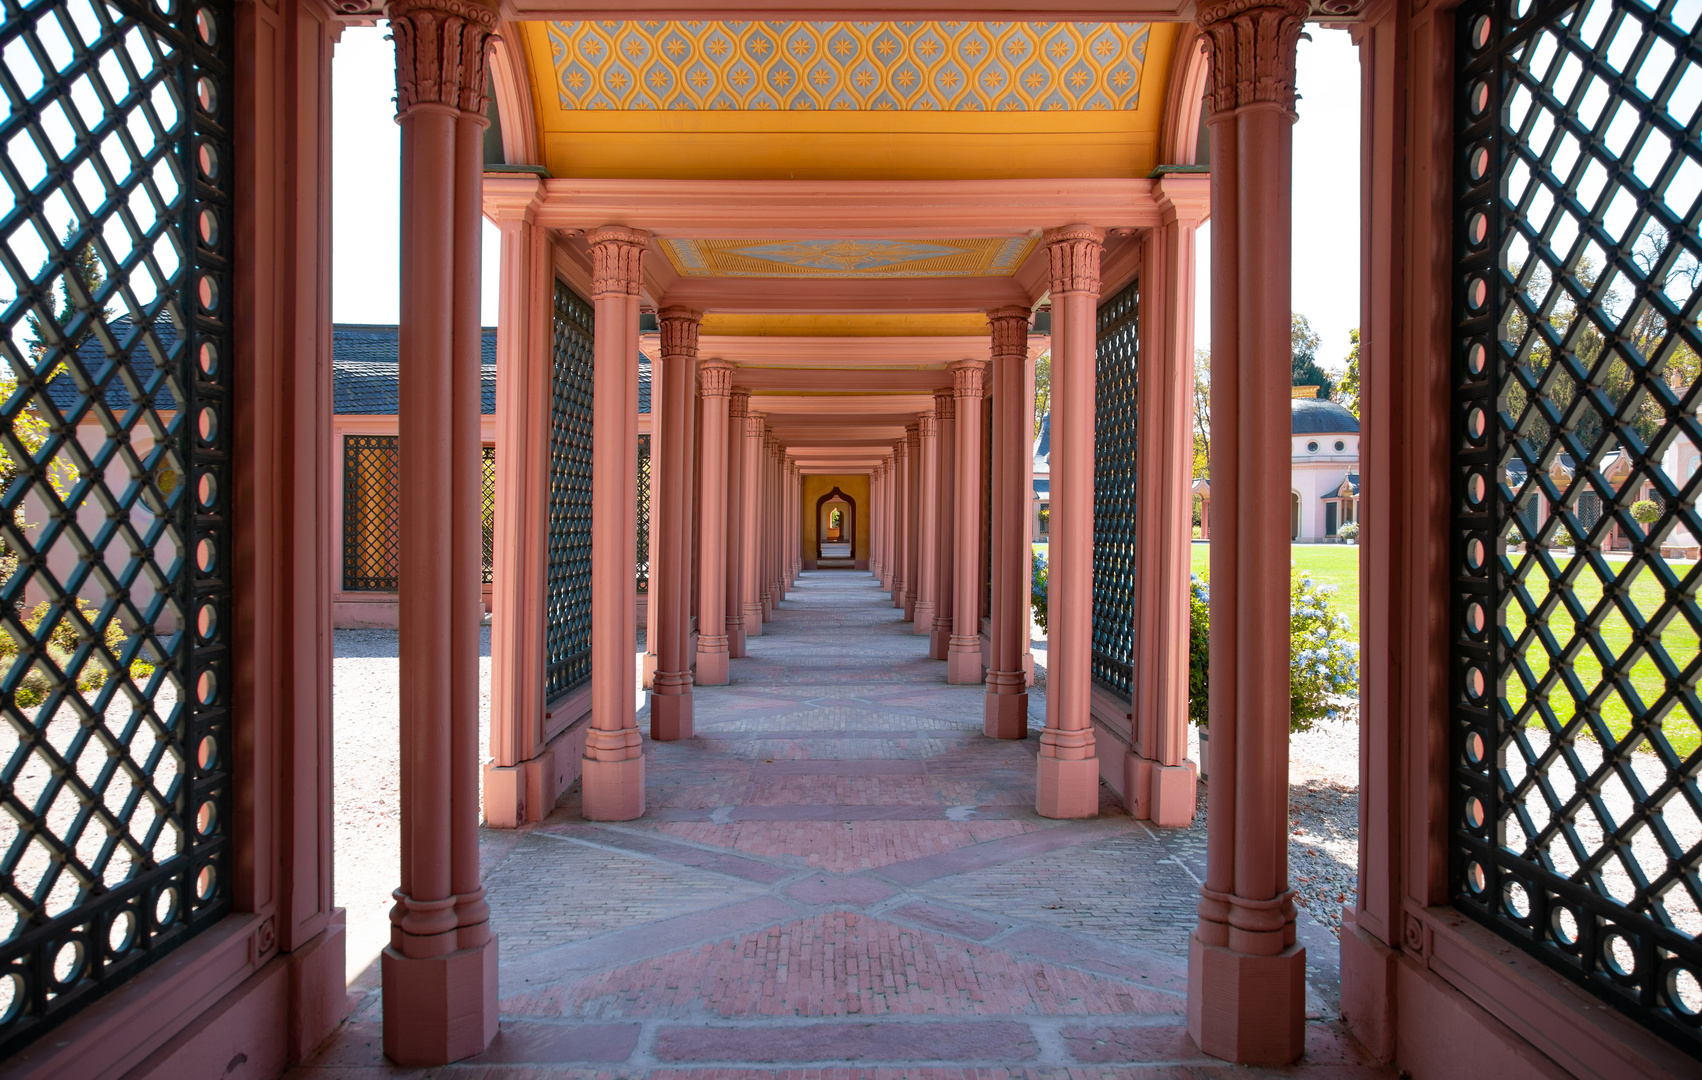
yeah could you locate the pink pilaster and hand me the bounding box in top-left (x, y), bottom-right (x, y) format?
top-left (913, 411), bottom-right (939, 636)
top-left (741, 411), bottom-right (766, 635)
top-left (949, 360), bottom-right (988, 684)
top-left (871, 463), bottom-right (885, 582)
top-left (892, 439), bottom-right (909, 608)
top-left (1186, 0), bottom-right (1308, 1067)
top-left (902, 422), bottom-right (922, 620)
top-left (985, 307), bottom-right (1032, 736)
top-left (1036, 227), bottom-right (1104, 820)
top-left (1130, 176), bottom-right (1210, 827)
top-left (581, 225), bottom-right (648, 822)
top-left (930, 388), bottom-right (956, 660)
top-left (651, 308), bottom-right (701, 740)
top-left (384, 0), bottom-right (500, 1063)
top-left (725, 388), bottom-right (750, 658)
top-left (694, 362), bottom-right (736, 685)
top-left (483, 179), bottom-right (549, 830)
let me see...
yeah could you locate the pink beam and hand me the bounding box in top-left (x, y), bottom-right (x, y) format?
top-left (1036, 227), bottom-right (1103, 820)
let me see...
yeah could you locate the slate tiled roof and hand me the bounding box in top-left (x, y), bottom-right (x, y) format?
top-left (1292, 398), bottom-right (1360, 434)
top-left (332, 324), bottom-right (651, 416)
top-left (39, 316), bottom-right (185, 415)
top-left (1321, 472), bottom-right (1360, 499)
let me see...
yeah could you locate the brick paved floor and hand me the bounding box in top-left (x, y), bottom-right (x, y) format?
top-left (294, 571), bottom-right (1386, 1078)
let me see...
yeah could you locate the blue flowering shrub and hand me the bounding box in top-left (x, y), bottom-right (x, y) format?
top-left (1031, 549), bottom-right (1049, 632)
top-left (1188, 566), bottom-right (1359, 732)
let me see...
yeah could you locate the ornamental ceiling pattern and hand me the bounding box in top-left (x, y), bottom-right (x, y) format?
top-left (661, 237), bottom-right (1037, 278)
top-left (545, 21), bottom-right (1152, 111)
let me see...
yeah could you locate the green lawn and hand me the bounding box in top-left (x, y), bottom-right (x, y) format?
top-left (1186, 541), bottom-right (1698, 758)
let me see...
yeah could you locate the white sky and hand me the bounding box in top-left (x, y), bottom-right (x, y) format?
top-left (329, 24), bottom-right (1363, 349)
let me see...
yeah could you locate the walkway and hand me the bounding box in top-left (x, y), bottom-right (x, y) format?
top-left (294, 572), bottom-right (1384, 1077)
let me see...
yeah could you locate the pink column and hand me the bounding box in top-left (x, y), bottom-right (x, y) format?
top-left (985, 307), bottom-right (1032, 736)
top-left (1130, 177), bottom-right (1210, 827)
top-left (580, 225), bottom-right (648, 821)
top-left (892, 439), bottom-right (909, 609)
top-left (384, 0), bottom-right (499, 1062)
top-left (741, 411), bottom-right (766, 636)
top-left (1187, 1), bottom-right (1308, 1066)
top-left (1037, 228), bottom-right (1104, 819)
top-left (694, 361), bottom-right (735, 684)
top-left (651, 307), bottom-right (700, 740)
top-left (903, 423), bottom-right (922, 619)
top-left (725, 388), bottom-right (750, 658)
top-left (484, 180), bottom-right (549, 830)
top-left (790, 458), bottom-right (802, 582)
top-left (930, 388), bottom-right (956, 660)
top-left (642, 402), bottom-right (660, 689)
top-left (949, 360), bottom-right (988, 684)
top-left (871, 463), bottom-right (884, 581)
top-left (758, 432), bottom-right (774, 621)
top-left (913, 411), bottom-right (939, 636)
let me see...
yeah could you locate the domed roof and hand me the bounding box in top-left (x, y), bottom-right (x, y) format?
top-left (1292, 397), bottom-right (1360, 435)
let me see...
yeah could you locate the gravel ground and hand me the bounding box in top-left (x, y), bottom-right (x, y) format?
top-left (332, 627), bottom-right (491, 982)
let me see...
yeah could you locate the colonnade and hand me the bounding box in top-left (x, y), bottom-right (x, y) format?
top-left (384, 0), bottom-right (1313, 1067)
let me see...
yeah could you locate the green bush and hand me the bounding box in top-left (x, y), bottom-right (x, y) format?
top-left (1031, 549), bottom-right (1048, 632)
top-left (1188, 567), bottom-right (1359, 732)
top-left (1551, 526), bottom-right (1575, 548)
top-left (3, 600), bottom-right (154, 707)
top-left (1632, 499), bottom-right (1660, 525)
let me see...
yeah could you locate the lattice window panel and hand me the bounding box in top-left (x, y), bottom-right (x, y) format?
top-left (342, 435), bottom-right (398, 592)
top-left (0, 0), bottom-right (233, 1051)
top-left (1452, 0), bottom-right (1702, 1051)
top-left (636, 433), bottom-right (649, 594)
top-left (545, 280), bottom-right (593, 700)
top-left (481, 444), bottom-right (494, 586)
top-left (1093, 277), bottom-right (1139, 697)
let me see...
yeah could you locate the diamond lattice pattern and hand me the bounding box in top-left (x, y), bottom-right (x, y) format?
top-left (1093, 277), bottom-right (1138, 698)
top-left (0, 0), bottom-right (233, 1051)
top-left (1453, 0), bottom-right (1702, 1050)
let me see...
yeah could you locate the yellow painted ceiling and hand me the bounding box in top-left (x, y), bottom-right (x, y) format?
top-left (662, 236), bottom-right (1036, 278)
top-left (701, 313), bottom-right (991, 337)
top-left (520, 20), bottom-right (1181, 180)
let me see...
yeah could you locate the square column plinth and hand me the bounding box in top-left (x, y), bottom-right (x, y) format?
top-left (1187, 937), bottom-right (1306, 1066)
top-left (381, 937), bottom-right (499, 1067)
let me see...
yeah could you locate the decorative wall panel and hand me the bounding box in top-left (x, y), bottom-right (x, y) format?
top-left (1451, 0), bottom-right (1702, 1052)
top-left (1093, 277), bottom-right (1139, 697)
top-left (0, 0), bottom-right (234, 1051)
top-left (344, 436), bottom-right (400, 591)
top-left (546, 282), bottom-right (595, 700)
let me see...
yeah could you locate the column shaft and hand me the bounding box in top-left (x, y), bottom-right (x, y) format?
top-left (1036, 228), bottom-right (1104, 819)
top-left (725, 389), bottom-right (749, 658)
top-left (651, 308), bottom-right (701, 740)
top-left (1187, 0), bottom-right (1307, 1066)
top-left (914, 412), bottom-right (939, 636)
top-left (903, 423), bottom-right (922, 619)
top-left (985, 308), bottom-right (1032, 736)
top-left (741, 412), bottom-right (766, 635)
top-left (384, 0), bottom-right (499, 1062)
top-left (581, 226), bottom-right (648, 821)
top-left (695, 362), bottom-right (735, 684)
top-left (931, 389), bottom-right (956, 660)
top-left (892, 440), bottom-right (909, 609)
top-left (949, 361), bottom-right (988, 684)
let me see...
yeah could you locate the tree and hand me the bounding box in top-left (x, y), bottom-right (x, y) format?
top-left (1291, 313), bottom-right (1334, 398)
top-left (26, 223), bottom-right (108, 362)
top-left (1335, 329), bottom-right (1361, 417)
top-left (1192, 346), bottom-right (1210, 479)
top-left (1033, 348), bottom-right (1051, 438)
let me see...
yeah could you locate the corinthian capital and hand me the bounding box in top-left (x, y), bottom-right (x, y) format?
top-left (729, 387), bottom-right (751, 418)
top-left (657, 306), bottom-right (702, 358)
top-left (699, 359), bottom-right (734, 397)
top-left (933, 388), bottom-right (955, 421)
top-left (1197, 0), bottom-right (1309, 117)
top-left (1043, 226), bottom-right (1106, 296)
top-left (587, 226), bottom-right (650, 297)
top-left (388, 0), bottom-right (499, 117)
top-left (949, 359), bottom-right (986, 399)
top-left (919, 412), bottom-right (938, 439)
top-left (985, 307), bottom-right (1031, 360)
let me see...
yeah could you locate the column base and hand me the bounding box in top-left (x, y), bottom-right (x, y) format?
top-left (761, 592), bottom-right (773, 621)
top-left (928, 618), bottom-right (951, 660)
top-left (641, 651), bottom-right (657, 688)
top-left (651, 673), bottom-right (693, 740)
top-left (984, 673), bottom-right (1028, 738)
top-left (902, 591), bottom-right (917, 621)
top-left (912, 599), bottom-right (935, 635)
top-left (892, 580), bottom-right (905, 609)
top-left (948, 638), bottom-right (984, 684)
top-left (582, 751), bottom-right (645, 820)
top-left (744, 603), bottom-right (764, 637)
top-left (695, 637), bottom-right (729, 685)
top-left (381, 935), bottom-right (498, 1066)
top-left (1036, 753), bottom-right (1099, 818)
top-left (1187, 935), bottom-right (1306, 1066)
top-left (727, 621), bottom-right (747, 659)
top-left (1127, 757), bottom-right (1199, 826)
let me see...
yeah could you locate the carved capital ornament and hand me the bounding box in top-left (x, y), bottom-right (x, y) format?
top-left (1042, 226), bottom-right (1105, 296)
top-left (933, 389), bottom-right (955, 421)
top-left (699, 359), bottom-right (735, 398)
top-left (587, 225), bottom-right (650, 297)
top-left (388, 0), bottom-right (500, 117)
top-left (1197, 0), bottom-right (1310, 117)
top-left (657, 306), bottom-right (703, 357)
top-left (986, 306), bottom-right (1032, 360)
top-left (919, 413), bottom-right (938, 439)
top-left (950, 358), bottom-right (987, 398)
top-left (729, 387), bottom-right (751, 418)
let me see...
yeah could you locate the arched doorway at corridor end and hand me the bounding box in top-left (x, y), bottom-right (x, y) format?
top-left (802, 474), bottom-right (871, 571)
